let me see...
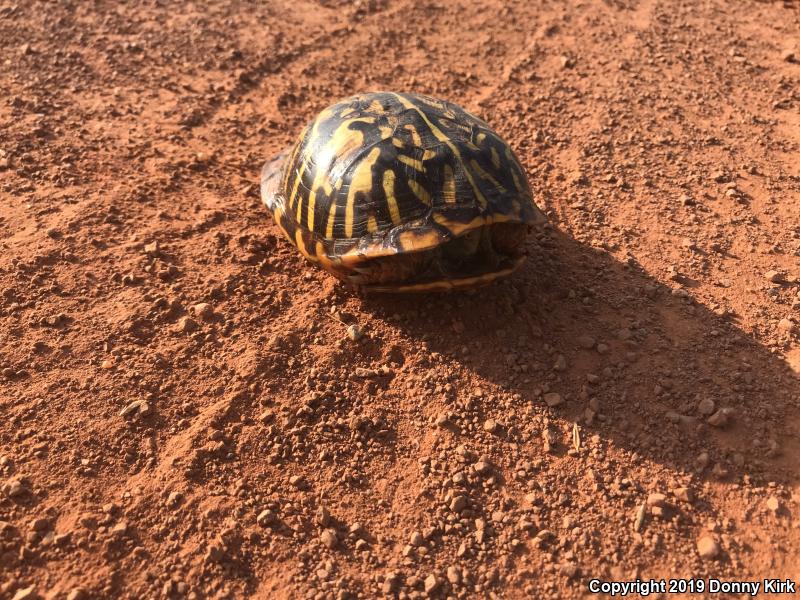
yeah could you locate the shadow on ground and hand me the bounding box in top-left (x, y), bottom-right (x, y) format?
top-left (358, 226), bottom-right (800, 487)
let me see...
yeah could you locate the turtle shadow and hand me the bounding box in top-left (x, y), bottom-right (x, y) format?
top-left (359, 226), bottom-right (800, 488)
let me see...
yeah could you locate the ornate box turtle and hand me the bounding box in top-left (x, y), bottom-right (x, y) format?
top-left (260, 91), bottom-right (546, 292)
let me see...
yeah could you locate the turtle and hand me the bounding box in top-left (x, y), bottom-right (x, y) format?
top-left (260, 91), bottom-right (546, 292)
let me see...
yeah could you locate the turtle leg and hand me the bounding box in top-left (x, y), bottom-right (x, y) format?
top-left (491, 222), bottom-right (527, 257)
top-left (346, 250), bottom-right (435, 286)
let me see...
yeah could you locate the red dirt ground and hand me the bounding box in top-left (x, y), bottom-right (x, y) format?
top-left (1, 1), bottom-right (799, 599)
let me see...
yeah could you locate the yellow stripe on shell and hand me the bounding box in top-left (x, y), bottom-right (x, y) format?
top-left (326, 117), bottom-right (374, 161)
top-left (337, 219), bottom-right (465, 267)
top-left (408, 179), bottom-right (431, 205)
top-left (304, 177), bottom-right (333, 231)
top-left (432, 212), bottom-right (515, 237)
top-left (344, 146), bottom-right (381, 238)
top-left (404, 124), bottom-right (423, 148)
top-left (382, 169), bottom-right (401, 225)
top-left (362, 255), bottom-right (525, 293)
top-left (504, 146), bottom-right (525, 193)
top-left (415, 96), bottom-right (446, 110)
top-left (288, 161), bottom-right (307, 213)
top-left (437, 117), bottom-right (471, 134)
top-left (338, 240), bottom-right (399, 267)
top-left (283, 124), bottom-right (309, 193)
top-left (296, 106), bottom-right (336, 176)
top-left (397, 154), bottom-right (425, 172)
top-left (315, 242), bottom-right (336, 271)
top-left (442, 165), bottom-right (456, 203)
top-left (397, 228), bottom-right (442, 252)
top-left (476, 132), bottom-right (487, 145)
top-left (392, 93), bottom-right (487, 208)
top-left (490, 147), bottom-right (501, 169)
top-left (302, 117), bottom-right (377, 230)
top-left (367, 215), bottom-right (378, 233)
top-left (325, 201), bottom-right (337, 239)
top-left (470, 159), bottom-right (507, 193)
top-left (271, 206), bottom-right (294, 244)
top-left (288, 109), bottom-right (337, 211)
top-left (324, 179), bottom-right (344, 239)
top-left (509, 167), bottom-right (523, 195)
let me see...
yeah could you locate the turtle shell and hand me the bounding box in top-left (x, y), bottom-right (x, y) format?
top-left (261, 91), bottom-right (546, 291)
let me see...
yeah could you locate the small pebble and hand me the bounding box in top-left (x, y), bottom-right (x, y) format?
top-left (697, 398), bottom-right (715, 416)
top-left (382, 572), bottom-right (399, 593)
top-left (450, 495), bottom-right (467, 512)
top-left (30, 517), bottom-right (49, 532)
top-left (696, 535), bottom-right (720, 559)
top-left (316, 506), bottom-right (331, 527)
top-left (712, 170), bottom-right (728, 183)
top-left (111, 521), bottom-right (128, 538)
top-left (2, 478), bottom-right (29, 498)
top-left (119, 400), bottom-right (149, 418)
top-left (765, 270), bottom-right (784, 283)
top-left (192, 303), bottom-right (214, 320)
top-left (561, 562), bottom-right (579, 578)
top-left (474, 461), bottom-right (491, 474)
top-left (673, 487), bottom-right (694, 503)
top-left (346, 324), bottom-right (363, 341)
top-left (446, 566), bottom-right (461, 584)
top-left (320, 529), bottom-right (337, 549)
top-left (348, 522), bottom-right (365, 537)
top-left (424, 574), bottom-right (440, 594)
top-left (177, 316), bottom-right (197, 333)
top-left (543, 392), bottom-right (563, 407)
top-left (633, 502), bottom-right (646, 532)
top-left (707, 408), bottom-right (732, 427)
top-left (257, 509), bottom-right (275, 527)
